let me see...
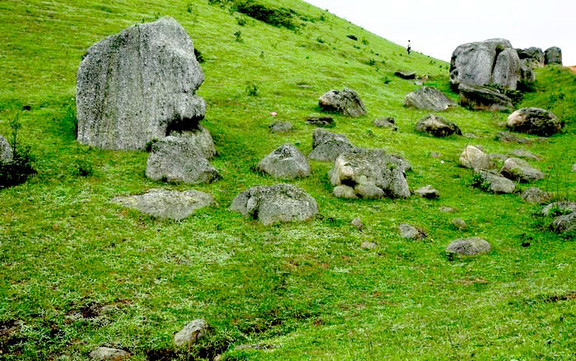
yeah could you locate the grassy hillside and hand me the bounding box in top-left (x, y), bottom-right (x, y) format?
top-left (1, 0), bottom-right (576, 360)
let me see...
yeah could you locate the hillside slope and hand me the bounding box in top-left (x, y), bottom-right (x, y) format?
top-left (1, 0), bottom-right (576, 360)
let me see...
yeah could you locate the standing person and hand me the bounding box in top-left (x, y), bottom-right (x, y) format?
top-left (407, 40), bottom-right (411, 55)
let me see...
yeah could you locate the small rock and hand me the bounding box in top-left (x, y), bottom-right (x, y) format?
top-left (430, 152), bottom-right (442, 158)
top-left (509, 149), bottom-right (539, 160)
top-left (360, 241), bottom-right (377, 249)
top-left (89, 347), bottom-right (130, 361)
top-left (473, 171), bottom-right (516, 194)
top-left (0, 135), bottom-right (13, 162)
top-left (258, 144), bottom-right (310, 179)
top-left (572, 164), bottom-right (576, 172)
top-left (305, 117), bottom-right (335, 127)
top-left (521, 187), bottom-right (552, 204)
top-left (463, 133), bottom-right (480, 139)
top-left (500, 157), bottom-right (544, 183)
top-left (351, 217), bottom-right (363, 230)
top-left (398, 223), bottom-right (427, 240)
top-left (451, 218), bottom-right (467, 230)
top-left (415, 185), bottom-right (440, 199)
top-left (174, 319), bottom-right (209, 347)
top-left (439, 206), bottom-right (457, 212)
top-left (269, 121), bottom-right (292, 133)
top-left (319, 88), bottom-right (367, 117)
top-left (446, 237), bottom-right (491, 256)
top-left (459, 145), bottom-right (493, 171)
top-left (373, 117), bottom-right (398, 131)
top-left (394, 71), bottom-right (416, 79)
top-left (415, 114), bottom-right (461, 137)
top-left (495, 131), bottom-right (534, 144)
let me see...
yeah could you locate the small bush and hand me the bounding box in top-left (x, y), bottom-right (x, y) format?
top-left (346, 35), bottom-right (358, 41)
top-left (233, 1), bottom-right (297, 30)
top-left (0, 117), bottom-right (36, 189)
top-left (236, 16), bottom-right (248, 26)
top-left (234, 30), bottom-right (243, 42)
top-left (245, 82), bottom-right (258, 96)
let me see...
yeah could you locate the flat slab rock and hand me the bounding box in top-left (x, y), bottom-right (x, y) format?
top-left (230, 184), bottom-right (318, 226)
top-left (500, 157), bottom-right (544, 183)
top-left (446, 237), bottom-right (491, 256)
top-left (474, 171), bottom-right (516, 194)
top-left (112, 189), bottom-right (215, 220)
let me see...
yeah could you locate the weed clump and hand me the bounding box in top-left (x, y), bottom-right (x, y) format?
top-left (0, 117), bottom-right (35, 189)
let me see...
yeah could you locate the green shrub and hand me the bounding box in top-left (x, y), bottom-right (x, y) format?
top-left (232, 1), bottom-right (296, 30)
top-left (0, 117), bottom-right (36, 189)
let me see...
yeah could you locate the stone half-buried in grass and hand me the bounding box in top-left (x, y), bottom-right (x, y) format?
top-left (318, 88), bottom-right (366, 117)
top-left (230, 184), bottom-right (318, 226)
top-left (404, 86), bottom-right (456, 111)
top-left (0, 134), bottom-right (12, 162)
top-left (472, 171), bottom-right (516, 194)
top-left (415, 114), bottom-right (461, 137)
top-left (500, 157), bottom-right (545, 183)
top-left (174, 319), bottom-right (210, 348)
top-left (446, 237), bottom-right (491, 256)
top-left (89, 347), bottom-right (130, 361)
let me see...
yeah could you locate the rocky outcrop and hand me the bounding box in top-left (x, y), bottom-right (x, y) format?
top-left (404, 86), bottom-right (455, 111)
top-left (0, 135), bottom-right (12, 162)
top-left (230, 184), bottom-right (318, 225)
top-left (506, 107), bottom-right (563, 136)
top-left (318, 88), bottom-right (366, 117)
top-left (492, 48), bottom-right (521, 90)
top-left (258, 144), bottom-right (310, 179)
top-left (544, 47), bottom-right (562, 65)
top-left (77, 17), bottom-right (206, 150)
top-left (329, 148), bottom-right (410, 199)
top-left (415, 114), bottom-right (461, 137)
top-left (308, 128), bottom-right (355, 161)
top-left (500, 157), bottom-right (544, 183)
top-left (458, 83), bottom-right (513, 112)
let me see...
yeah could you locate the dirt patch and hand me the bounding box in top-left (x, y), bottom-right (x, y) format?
top-left (0, 319), bottom-right (25, 356)
top-left (568, 66), bottom-right (576, 74)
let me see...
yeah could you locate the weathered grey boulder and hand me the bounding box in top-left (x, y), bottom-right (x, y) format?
top-left (230, 184), bottom-right (318, 225)
top-left (517, 47), bottom-right (545, 68)
top-left (329, 148), bottom-right (410, 199)
top-left (258, 144), bottom-right (310, 179)
top-left (458, 83), bottom-right (513, 112)
top-left (399, 223), bottom-right (427, 240)
top-left (542, 202), bottom-right (576, 216)
top-left (89, 347), bottom-right (130, 361)
top-left (112, 189), bottom-right (215, 220)
top-left (269, 121), bottom-right (292, 133)
top-left (544, 47), bottom-right (562, 65)
top-left (146, 134), bottom-right (219, 184)
top-left (404, 86), bottom-right (455, 111)
top-left (77, 17), bottom-right (206, 150)
top-left (551, 213), bottom-right (576, 233)
top-left (318, 88), bottom-right (366, 117)
top-left (450, 39), bottom-right (520, 90)
top-left (500, 157), bottom-right (544, 183)
top-left (506, 107), bottom-right (562, 136)
top-left (174, 319), bottom-right (209, 347)
top-left (521, 187), bottom-right (552, 204)
top-left (415, 185), bottom-right (439, 199)
top-left (373, 117), bottom-right (398, 131)
top-left (474, 171), bottom-right (516, 194)
top-left (415, 114), bottom-right (461, 137)
top-left (308, 128), bottom-right (355, 161)
top-left (459, 145), bottom-right (493, 171)
top-left (0, 135), bottom-right (12, 162)
top-left (446, 237), bottom-right (491, 256)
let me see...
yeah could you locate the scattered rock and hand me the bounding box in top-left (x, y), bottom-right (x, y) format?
top-left (458, 83), bottom-right (513, 112)
top-left (398, 223), bottom-right (427, 240)
top-left (112, 189), bottom-right (215, 220)
top-left (318, 88), bottom-right (367, 117)
top-left (351, 217), bottom-right (363, 230)
top-left (446, 237), bottom-right (491, 256)
top-left (473, 171), bottom-right (516, 194)
top-left (451, 218), bottom-right (467, 230)
top-left (404, 86), bottom-right (455, 111)
top-left (415, 185), bottom-right (440, 199)
top-left (439, 206), bottom-right (457, 212)
top-left (500, 157), bottom-right (544, 183)
top-left (394, 71), bottom-right (416, 79)
top-left (572, 164), bottom-right (576, 172)
top-left (373, 117), bottom-right (398, 131)
top-left (459, 145), bottom-right (493, 171)
top-left (230, 184), bottom-right (318, 225)
top-left (258, 144), bottom-right (310, 179)
top-left (0, 135), bottom-right (12, 162)
top-left (430, 152), bottom-right (442, 158)
top-left (415, 114), bottom-right (461, 137)
top-left (269, 121), bottom-right (292, 133)
top-left (506, 107), bottom-right (562, 137)
top-left (542, 202), bottom-right (576, 216)
top-left (329, 148), bottom-right (411, 199)
top-left (544, 47), bottom-right (562, 65)
top-left (308, 128), bottom-right (355, 162)
top-left (305, 117), bottom-right (335, 127)
top-left (488, 153), bottom-right (507, 161)
top-left (495, 131), bottom-right (539, 144)
top-left (333, 185), bottom-right (357, 199)
top-left (508, 149), bottom-right (539, 160)
top-left (146, 134), bottom-right (219, 184)
top-left (77, 18), bottom-right (206, 150)
top-left (174, 319), bottom-right (209, 347)
top-left (360, 241), bottom-right (377, 249)
top-left (521, 187), bottom-right (552, 204)
top-left (89, 347), bottom-right (130, 361)
top-left (551, 213), bottom-right (576, 233)
top-left (517, 47), bottom-right (545, 68)
top-left (464, 133), bottom-right (481, 139)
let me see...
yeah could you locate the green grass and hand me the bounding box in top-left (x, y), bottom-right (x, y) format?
top-left (1, 0), bottom-right (576, 360)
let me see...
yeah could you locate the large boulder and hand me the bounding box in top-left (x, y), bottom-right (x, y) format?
top-left (308, 128), bottom-right (355, 161)
top-left (0, 135), bottom-right (12, 162)
top-left (506, 107), bottom-right (562, 136)
top-left (517, 47), bottom-right (544, 68)
top-left (500, 157), bottom-right (544, 183)
top-left (404, 86), bottom-right (455, 111)
top-left (544, 47), bottom-right (562, 65)
top-left (77, 17), bottom-right (206, 150)
top-left (450, 39), bottom-right (521, 90)
top-left (458, 83), bottom-right (513, 112)
top-left (446, 237), bottom-right (491, 256)
top-left (230, 184), bottom-right (318, 225)
top-left (459, 145), bottom-right (493, 171)
top-left (318, 88), bottom-right (366, 117)
top-left (146, 134), bottom-right (219, 184)
top-left (329, 148), bottom-right (410, 199)
top-left (258, 144), bottom-right (310, 179)
top-left (415, 114), bottom-right (461, 137)
top-left (112, 189), bottom-right (215, 220)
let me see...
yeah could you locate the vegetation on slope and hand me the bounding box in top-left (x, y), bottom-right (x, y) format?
top-left (0, 0), bottom-right (575, 359)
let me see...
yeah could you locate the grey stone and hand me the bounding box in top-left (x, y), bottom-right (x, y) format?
top-left (360, 241), bottom-right (377, 249)
top-left (474, 171), bottom-right (516, 194)
top-left (0, 135), bottom-right (12, 162)
top-left (330, 148), bottom-right (410, 199)
top-left (308, 128), bottom-right (355, 162)
top-left (542, 202), bottom-right (576, 216)
top-left (496, 131), bottom-right (537, 144)
top-left (508, 149), bottom-right (539, 160)
top-left (398, 223), bottom-right (426, 240)
top-left (415, 185), bottom-right (440, 199)
top-left (146, 133), bottom-right (219, 184)
top-left (174, 319), bottom-right (209, 347)
top-left (89, 347), bottom-right (130, 361)
top-left (404, 86), bottom-right (455, 111)
top-left (451, 218), bottom-right (467, 230)
top-left (439, 206), bottom-right (457, 212)
top-left (458, 83), bottom-right (513, 112)
top-left (446, 237), bottom-right (491, 256)
top-left (459, 145), bottom-right (493, 171)
top-left (77, 17), bottom-right (206, 150)
top-left (373, 117), bottom-right (397, 130)
top-left (258, 144), bottom-right (310, 179)
top-left (492, 48), bottom-right (521, 90)
top-left (415, 114), bottom-right (461, 137)
top-left (318, 88), bottom-right (366, 117)
top-left (506, 107), bottom-right (562, 137)
top-left (551, 213), bottom-right (576, 233)
top-left (333, 185), bottom-right (357, 198)
top-left (395, 71), bottom-right (416, 79)
top-left (269, 121), bottom-right (292, 133)
top-left (112, 189), bottom-right (215, 220)
top-left (500, 157), bottom-right (544, 183)
top-left (572, 164), bottom-right (576, 172)
top-left (544, 47), bottom-right (562, 65)
top-left (521, 187), bottom-right (552, 204)
top-left (305, 117), bottom-right (335, 127)
top-left (230, 184), bottom-right (318, 225)
top-left (517, 47), bottom-right (544, 68)
top-left (519, 59), bottom-right (536, 87)
top-left (351, 217), bottom-right (363, 230)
